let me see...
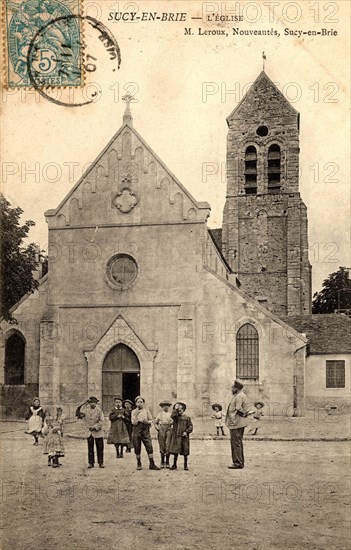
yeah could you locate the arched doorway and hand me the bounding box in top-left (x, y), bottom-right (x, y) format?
top-left (5, 332), bottom-right (25, 385)
top-left (102, 343), bottom-right (140, 412)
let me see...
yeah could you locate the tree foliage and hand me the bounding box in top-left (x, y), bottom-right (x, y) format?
top-left (0, 194), bottom-right (46, 320)
top-left (312, 267), bottom-right (351, 314)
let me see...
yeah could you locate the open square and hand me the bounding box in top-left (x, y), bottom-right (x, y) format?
top-left (1, 424), bottom-right (350, 550)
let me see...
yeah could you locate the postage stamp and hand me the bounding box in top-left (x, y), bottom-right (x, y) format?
top-left (4, 0), bottom-right (82, 88)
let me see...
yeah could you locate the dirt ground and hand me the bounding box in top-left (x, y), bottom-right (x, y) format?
top-left (0, 428), bottom-right (350, 550)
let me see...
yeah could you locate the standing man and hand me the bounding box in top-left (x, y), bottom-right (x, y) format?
top-left (225, 380), bottom-right (249, 469)
top-left (76, 396), bottom-right (105, 468)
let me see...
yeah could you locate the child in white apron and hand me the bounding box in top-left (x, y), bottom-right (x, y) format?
top-left (25, 397), bottom-right (45, 445)
top-left (211, 404), bottom-right (226, 436)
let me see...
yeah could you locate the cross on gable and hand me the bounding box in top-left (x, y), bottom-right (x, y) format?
top-left (122, 93), bottom-right (134, 105)
top-left (122, 94), bottom-right (135, 125)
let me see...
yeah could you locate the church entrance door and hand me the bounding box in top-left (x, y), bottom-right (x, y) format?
top-left (102, 343), bottom-right (140, 413)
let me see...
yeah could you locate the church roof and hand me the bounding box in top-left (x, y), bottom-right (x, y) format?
top-left (226, 70), bottom-right (299, 123)
top-left (45, 117), bottom-right (210, 219)
top-left (204, 267), bottom-right (308, 344)
top-left (281, 314), bottom-right (351, 354)
top-left (209, 228), bottom-right (222, 250)
top-left (207, 228), bottom-right (232, 274)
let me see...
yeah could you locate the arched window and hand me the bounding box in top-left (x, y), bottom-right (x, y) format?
top-left (244, 146), bottom-right (257, 195)
top-left (236, 324), bottom-right (259, 379)
top-left (268, 144), bottom-right (281, 193)
top-left (5, 332), bottom-right (25, 385)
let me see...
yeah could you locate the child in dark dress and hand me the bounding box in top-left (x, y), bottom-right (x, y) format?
top-left (169, 402), bottom-right (193, 471)
top-left (107, 396), bottom-right (130, 458)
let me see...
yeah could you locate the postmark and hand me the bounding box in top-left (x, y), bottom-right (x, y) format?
top-left (27, 14), bottom-right (121, 106)
top-left (4, 0), bottom-right (82, 88)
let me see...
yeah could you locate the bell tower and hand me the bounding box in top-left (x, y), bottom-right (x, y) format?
top-left (222, 70), bottom-right (311, 316)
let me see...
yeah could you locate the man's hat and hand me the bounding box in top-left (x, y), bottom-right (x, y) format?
top-left (174, 402), bottom-right (186, 411)
top-left (254, 401), bottom-right (264, 408)
top-left (212, 403), bottom-right (222, 411)
top-left (87, 396), bottom-right (99, 403)
top-left (114, 395), bottom-right (123, 401)
top-left (233, 380), bottom-right (244, 390)
top-left (123, 399), bottom-right (133, 406)
top-left (159, 400), bottom-right (172, 407)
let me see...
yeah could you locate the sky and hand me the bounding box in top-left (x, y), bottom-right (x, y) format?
top-left (2, 0), bottom-right (350, 294)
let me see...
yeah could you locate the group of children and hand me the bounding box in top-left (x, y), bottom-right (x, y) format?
top-left (105, 396), bottom-right (193, 471)
top-left (25, 395), bottom-right (264, 471)
top-left (25, 397), bottom-right (65, 467)
top-left (74, 395), bottom-right (193, 470)
top-left (211, 400), bottom-right (265, 436)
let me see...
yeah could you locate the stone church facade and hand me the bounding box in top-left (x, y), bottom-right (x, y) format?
top-left (1, 71), bottom-right (313, 419)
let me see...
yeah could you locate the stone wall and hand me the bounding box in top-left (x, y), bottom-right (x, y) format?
top-left (0, 281), bottom-right (47, 417)
top-left (191, 263), bottom-right (307, 417)
top-left (222, 72), bottom-right (311, 316)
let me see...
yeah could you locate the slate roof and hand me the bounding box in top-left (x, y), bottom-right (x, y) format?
top-left (209, 228), bottom-right (222, 250)
top-left (281, 314), bottom-right (351, 354)
top-left (226, 70), bottom-right (299, 122)
top-left (207, 228), bottom-right (232, 274)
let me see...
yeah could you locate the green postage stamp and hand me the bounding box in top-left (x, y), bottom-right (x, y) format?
top-left (4, 0), bottom-right (82, 88)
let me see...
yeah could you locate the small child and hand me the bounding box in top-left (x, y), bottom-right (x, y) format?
top-left (55, 406), bottom-right (65, 437)
top-left (107, 396), bottom-right (130, 458)
top-left (123, 400), bottom-right (134, 453)
top-left (154, 400), bottom-right (173, 468)
top-left (45, 414), bottom-right (65, 467)
top-left (211, 404), bottom-right (226, 436)
top-left (169, 402), bottom-right (193, 471)
top-left (249, 401), bottom-right (264, 435)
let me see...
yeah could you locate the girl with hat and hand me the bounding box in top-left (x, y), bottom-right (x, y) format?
top-left (169, 402), bottom-right (193, 471)
top-left (25, 397), bottom-right (45, 445)
top-left (131, 397), bottom-right (160, 470)
top-left (211, 404), bottom-right (226, 437)
top-left (154, 400), bottom-right (173, 468)
top-left (248, 401), bottom-right (265, 435)
top-left (107, 396), bottom-right (130, 458)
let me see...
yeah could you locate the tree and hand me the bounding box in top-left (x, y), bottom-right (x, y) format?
top-left (0, 194), bottom-right (46, 320)
top-left (312, 267), bottom-right (351, 314)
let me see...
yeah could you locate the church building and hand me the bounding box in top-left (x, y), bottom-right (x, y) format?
top-left (1, 71), bottom-right (324, 419)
